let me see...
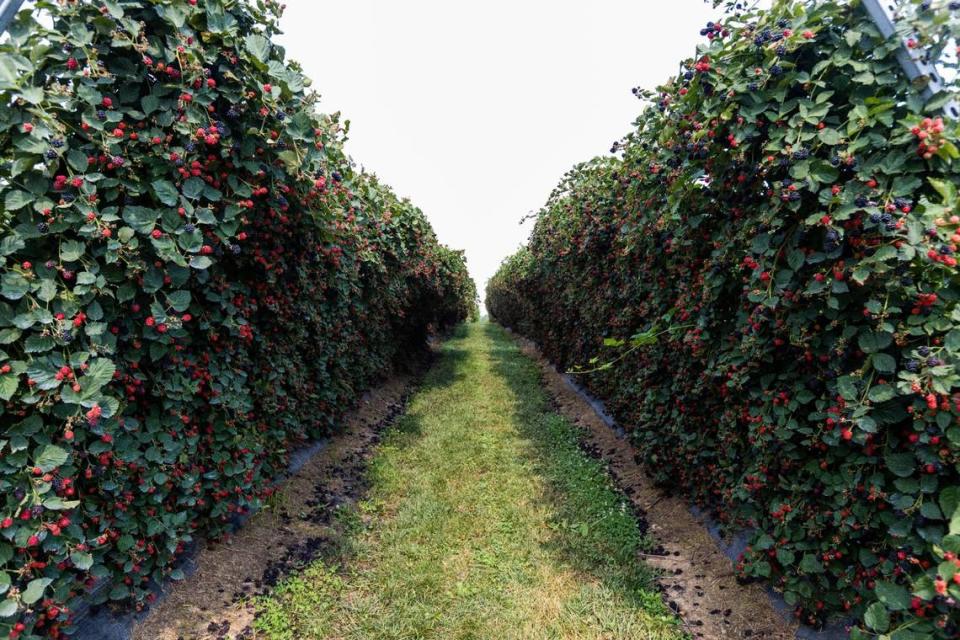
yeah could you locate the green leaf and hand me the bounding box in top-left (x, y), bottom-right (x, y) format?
top-left (0, 375), bottom-right (16, 401)
top-left (836, 376), bottom-right (858, 400)
top-left (35, 445), bottom-right (69, 473)
top-left (122, 206), bottom-right (158, 234)
top-left (244, 34), bottom-right (271, 61)
top-left (182, 177), bottom-right (206, 200)
top-left (929, 177), bottom-right (958, 206)
top-left (817, 128), bottom-right (842, 146)
top-left (152, 180), bottom-right (179, 207)
top-left (142, 94), bottom-right (160, 115)
top-left (872, 353), bottom-right (896, 373)
top-left (874, 581), bottom-right (911, 611)
top-left (24, 335), bottom-right (54, 353)
top-left (799, 554), bottom-right (824, 574)
top-left (42, 497), bottom-right (79, 511)
top-left (195, 208), bottom-right (217, 224)
top-left (941, 486), bottom-right (960, 518)
top-left (809, 161), bottom-right (839, 184)
top-left (0, 234), bottom-right (24, 258)
top-left (885, 452), bottom-right (914, 478)
top-left (206, 4), bottom-right (237, 33)
top-left (102, 0), bottom-right (123, 18)
top-left (859, 331), bottom-right (892, 354)
top-left (868, 384), bottom-right (896, 403)
top-left (21, 578), bottom-right (52, 605)
top-left (109, 584), bottom-right (129, 600)
top-left (0, 273), bottom-right (29, 301)
top-left (3, 190), bottom-right (32, 211)
top-left (789, 160), bottom-right (810, 181)
top-left (189, 256), bottom-right (212, 270)
top-left (82, 358), bottom-right (116, 395)
top-left (167, 291), bottom-right (191, 312)
top-left (60, 240), bottom-right (85, 262)
top-left (864, 601), bottom-right (890, 632)
top-left (70, 552), bottom-right (94, 571)
top-left (945, 329), bottom-right (960, 353)
top-left (67, 149), bottom-right (89, 173)
top-left (117, 534), bottom-right (135, 552)
top-left (0, 599), bottom-right (15, 618)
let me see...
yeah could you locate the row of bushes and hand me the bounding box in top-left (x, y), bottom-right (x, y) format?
top-left (0, 0), bottom-right (475, 637)
top-left (489, 1), bottom-right (960, 637)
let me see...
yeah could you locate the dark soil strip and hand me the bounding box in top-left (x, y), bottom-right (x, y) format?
top-left (117, 368), bottom-right (424, 640)
top-left (509, 332), bottom-right (801, 640)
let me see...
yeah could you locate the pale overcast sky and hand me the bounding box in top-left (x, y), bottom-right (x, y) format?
top-left (277, 1), bottom-right (727, 309)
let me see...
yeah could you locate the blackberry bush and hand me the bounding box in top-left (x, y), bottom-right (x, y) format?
top-left (489, 1), bottom-right (960, 637)
top-left (0, 1), bottom-right (475, 637)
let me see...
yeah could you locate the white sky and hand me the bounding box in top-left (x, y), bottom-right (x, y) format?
top-left (277, 1), bottom-right (725, 309)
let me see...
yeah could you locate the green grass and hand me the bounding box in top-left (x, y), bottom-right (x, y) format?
top-left (254, 322), bottom-right (684, 640)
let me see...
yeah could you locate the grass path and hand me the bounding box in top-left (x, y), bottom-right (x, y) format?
top-left (254, 322), bottom-right (684, 640)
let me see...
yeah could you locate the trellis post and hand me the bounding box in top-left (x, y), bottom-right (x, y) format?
top-left (861, 0), bottom-right (960, 118)
top-left (0, 0), bottom-right (26, 36)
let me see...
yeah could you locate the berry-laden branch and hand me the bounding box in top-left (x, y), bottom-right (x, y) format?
top-left (489, 0), bottom-right (960, 637)
top-left (0, 1), bottom-right (477, 638)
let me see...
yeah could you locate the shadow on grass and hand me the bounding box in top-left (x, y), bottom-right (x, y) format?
top-left (480, 321), bottom-right (672, 615)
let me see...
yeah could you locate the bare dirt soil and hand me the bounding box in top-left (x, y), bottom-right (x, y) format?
top-left (132, 374), bottom-right (419, 640)
top-left (513, 334), bottom-right (797, 640)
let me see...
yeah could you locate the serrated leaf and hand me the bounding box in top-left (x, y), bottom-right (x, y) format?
top-left (167, 290), bottom-right (191, 312)
top-left (189, 255), bottom-right (212, 270)
top-left (885, 452), bottom-right (914, 478)
top-left (141, 93), bottom-right (160, 114)
top-left (21, 578), bottom-right (52, 605)
top-left (0, 375), bottom-right (16, 401)
top-left (70, 552), bottom-right (93, 571)
top-left (0, 234), bottom-right (24, 258)
top-left (837, 376), bottom-right (859, 400)
top-left (244, 33), bottom-right (271, 62)
top-left (60, 240), bottom-right (85, 262)
top-left (3, 190), bottom-right (32, 211)
top-left (868, 384), bottom-right (896, 403)
top-left (35, 445), bottom-right (69, 473)
top-left (799, 554), bottom-right (824, 574)
top-left (182, 177), bottom-right (205, 199)
top-left (206, 4), bottom-right (237, 33)
top-left (864, 601), bottom-right (889, 632)
top-left (859, 331), bottom-right (892, 354)
top-left (122, 206), bottom-right (158, 234)
top-left (24, 335), bottom-right (54, 353)
top-left (152, 179), bottom-right (179, 207)
top-left (82, 358), bottom-right (116, 396)
top-left (872, 353), bottom-right (896, 373)
top-left (117, 534), bottom-right (135, 552)
top-left (0, 273), bottom-right (29, 301)
top-left (874, 581), bottom-right (911, 611)
top-left (67, 149), bottom-right (88, 173)
top-left (817, 128), bottom-right (842, 145)
top-left (42, 497), bottom-right (80, 511)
